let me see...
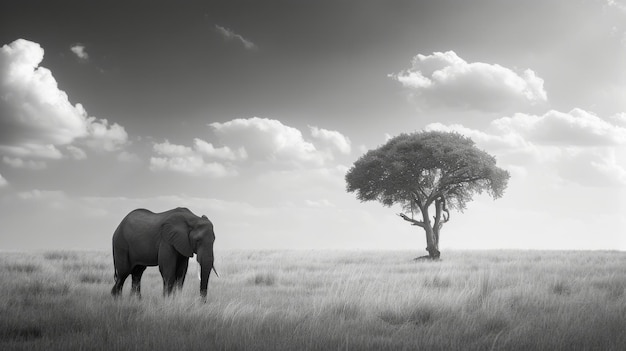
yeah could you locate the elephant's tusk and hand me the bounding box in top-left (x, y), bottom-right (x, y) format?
top-left (194, 255), bottom-right (218, 280)
top-left (196, 259), bottom-right (201, 281)
top-left (197, 265), bottom-right (219, 279)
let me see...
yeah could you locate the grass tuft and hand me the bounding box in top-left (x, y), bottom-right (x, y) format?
top-left (15, 279), bottom-right (71, 297)
top-left (323, 300), bottom-right (362, 320)
top-left (424, 275), bottom-right (452, 289)
top-left (43, 251), bottom-right (79, 261)
top-left (0, 325), bottom-right (43, 341)
top-left (379, 305), bottom-right (435, 326)
top-left (250, 272), bottom-right (277, 286)
top-left (551, 280), bottom-right (572, 296)
top-left (4, 263), bottom-right (40, 274)
top-left (79, 273), bottom-right (106, 284)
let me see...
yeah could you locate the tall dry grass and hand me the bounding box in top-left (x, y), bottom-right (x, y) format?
top-left (1, 250), bottom-right (625, 350)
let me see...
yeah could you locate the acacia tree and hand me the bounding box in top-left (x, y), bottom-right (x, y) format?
top-left (345, 131), bottom-right (510, 259)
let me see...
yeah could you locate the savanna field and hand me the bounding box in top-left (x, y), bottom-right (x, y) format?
top-left (1, 250), bottom-right (625, 350)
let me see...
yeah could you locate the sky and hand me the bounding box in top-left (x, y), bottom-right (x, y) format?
top-left (0, 0), bottom-right (625, 252)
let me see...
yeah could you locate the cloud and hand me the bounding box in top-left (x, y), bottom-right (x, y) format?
top-left (209, 117), bottom-right (325, 167)
top-left (150, 139), bottom-right (238, 177)
top-left (0, 173), bottom-right (7, 187)
top-left (3, 156), bottom-right (47, 170)
top-left (556, 148), bottom-right (626, 187)
top-left (66, 145), bottom-right (87, 160)
top-left (193, 138), bottom-right (247, 161)
top-left (215, 25), bottom-right (258, 51)
top-left (309, 126), bottom-right (352, 155)
top-left (150, 117), bottom-right (351, 177)
top-left (153, 140), bottom-right (193, 157)
top-left (609, 112), bottom-right (626, 127)
top-left (491, 109), bottom-right (626, 146)
top-left (0, 39), bottom-right (128, 161)
top-left (426, 108), bottom-right (626, 187)
top-left (17, 189), bottom-right (66, 201)
top-left (390, 51), bottom-right (547, 112)
top-left (0, 144), bottom-right (63, 160)
top-left (150, 155), bottom-right (235, 177)
top-left (70, 44), bottom-right (88, 60)
top-left (117, 150), bottom-right (141, 163)
top-left (606, 0), bottom-right (626, 12)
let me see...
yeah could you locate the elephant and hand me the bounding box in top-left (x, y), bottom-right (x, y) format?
top-left (111, 207), bottom-right (216, 301)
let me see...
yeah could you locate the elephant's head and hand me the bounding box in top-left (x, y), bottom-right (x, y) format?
top-left (189, 215), bottom-right (215, 299)
top-left (162, 211), bottom-right (215, 300)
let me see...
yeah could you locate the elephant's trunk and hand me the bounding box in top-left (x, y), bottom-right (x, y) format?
top-left (198, 254), bottom-right (214, 301)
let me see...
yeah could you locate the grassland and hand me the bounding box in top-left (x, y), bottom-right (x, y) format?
top-left (1, 249), bottom-right (625, 350)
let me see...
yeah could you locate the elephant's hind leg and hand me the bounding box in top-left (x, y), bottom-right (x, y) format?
top-left (111, 248), bottom-right (131, 297)
top-left (130, 265), bottom-right (147, 298)
top-left (111, 268), bottom-right (130, 297)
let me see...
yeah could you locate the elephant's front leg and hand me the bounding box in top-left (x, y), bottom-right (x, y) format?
top-left (158, 243), bottom-right (178, 296)
top-left (130, 265), bottom-right (147, 298)
top-left (174, 255), bottom-right (189, 291)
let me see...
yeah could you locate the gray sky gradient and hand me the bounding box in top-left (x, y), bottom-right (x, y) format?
top-left (0, 0), bottom-right (624, 251)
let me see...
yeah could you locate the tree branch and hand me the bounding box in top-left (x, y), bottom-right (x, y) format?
top-left (441, 196), bottom-right (450, 223)
top-left (442, 175), bottom-right (486, 188)
top-left (398, 213), bottom-right (425, 228)
top-left (410, 190), bottom-right (428, 212)
top-left (413, 187), bottom-right (428, 204)
top-left (433, 195), bottom-right (450, 231)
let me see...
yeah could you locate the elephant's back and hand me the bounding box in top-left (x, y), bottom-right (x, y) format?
top-left (114, 209), bottom-right (162, 265)
top-left (120, 209), bottom-right (163, 233)
top-left (125, 208), bottom-right (157, 221)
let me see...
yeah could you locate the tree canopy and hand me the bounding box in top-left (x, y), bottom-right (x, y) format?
top-left (345, 131), bottom-right (510, 258)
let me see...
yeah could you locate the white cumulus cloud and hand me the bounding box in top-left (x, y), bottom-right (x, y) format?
top-left (66, 145), bottom-right (87, 160)
top-left (193, 138), bottom-right (247, 161)
top-left (153, 139), bottom-right (193, 157)
top-left (0, 39), bottom-right (128, 161)
top-left (150, 155), bottom-right (235, 177)
top-left (150, 139), bottom-right (239, 177)
top-left (309, 126), bottom-right (352, 155)
top-left (491, 109), bottom-right (626, 146)
top-left (3, 156), bottom-right (47, 170)
top-left (390, 50), bottom-right (547, 112)
top-left (0, 172), bottom-right (7, 187)
top-left (151, 117), bottom-right (351, 176)
top-left (426, 108), bottom-right (626, 187)
top-left (209, 117), bottom-right (325, 166)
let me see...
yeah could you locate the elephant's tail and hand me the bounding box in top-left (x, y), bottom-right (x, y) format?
top-left (112, 258), bottom-right (118, 282)
top-left (112, 242), bottom-right (119, 282)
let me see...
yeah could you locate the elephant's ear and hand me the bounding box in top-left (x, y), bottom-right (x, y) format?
top-left (161, 220), bottom-right (194, 257)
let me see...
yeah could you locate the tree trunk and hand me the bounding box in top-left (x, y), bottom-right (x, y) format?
top-left (422, 208), bottom-right (440, 260)
top-left (398, 197), bottom-right (444, 260)
top-left (423, 226), bottom-right (440, 259)
top-left (432, 225), bottom-right (441, 258)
